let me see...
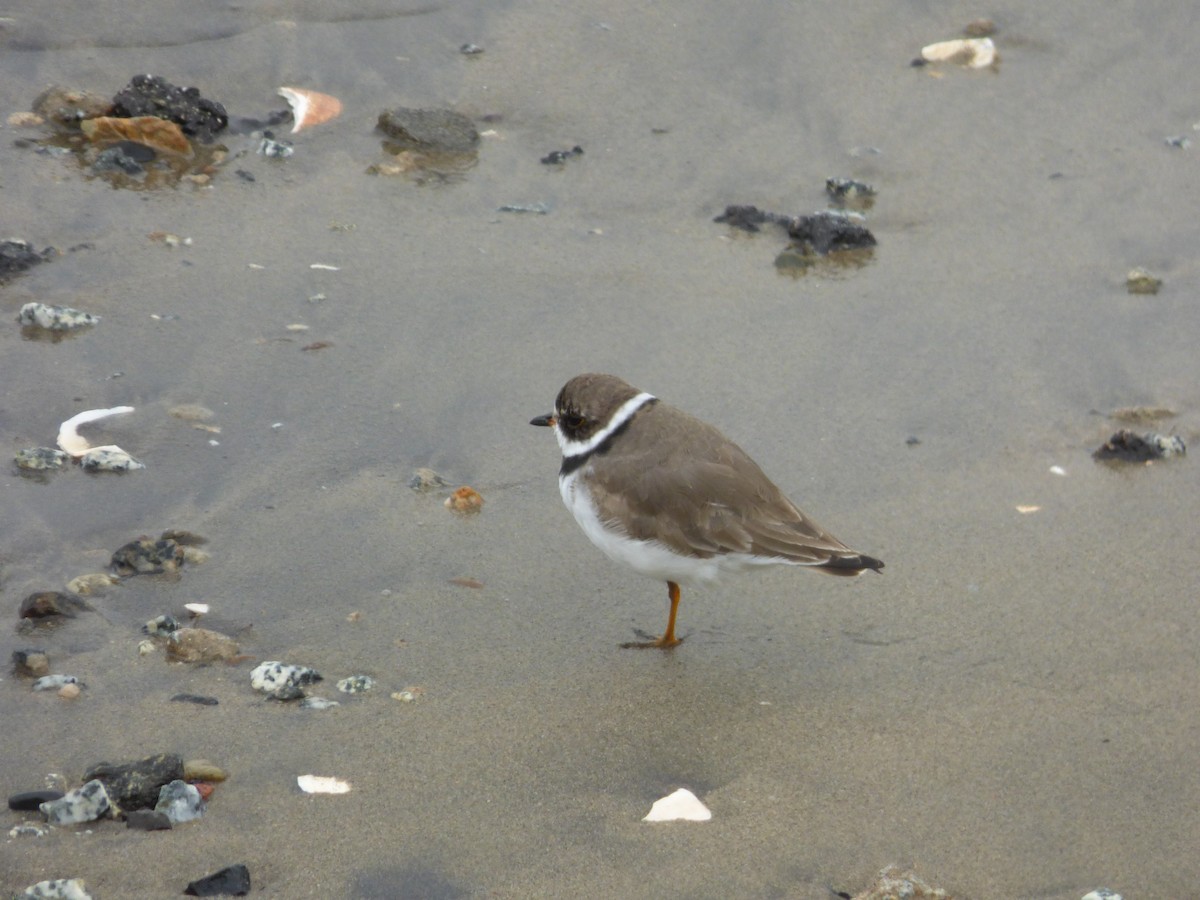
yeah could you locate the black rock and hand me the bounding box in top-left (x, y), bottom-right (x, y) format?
top-left (171, 693), bottom-right (219, 706)
top-left (126, 808), bottom-right (173, 830)
top-left (110, 74), bottom-right (228, 143)
top-left (185, 864), bottom-right (251, 897)
top-left (713, 204), bottom-right (775, 233)
top-left (783, 211), bottom-right (876, 255)
top-left (0, 239), bottom-right (56, 282)
top-left (83, 753), bottom-right (184, 813)
top-left (541, 146), bottom-right (584, 165)
top-left (1094, 430), bottom-right (1186, 462)
top-left (93, 142), bottom-right (149, 176)
top-left (8, 789), bottom-right (64, 811)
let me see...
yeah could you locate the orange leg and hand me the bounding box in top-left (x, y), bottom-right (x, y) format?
top-left (622, 581), bottom-right (683, 649)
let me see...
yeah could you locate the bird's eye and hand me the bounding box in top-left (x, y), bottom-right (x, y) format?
top-left (563, 414), bottom-right (585, 431)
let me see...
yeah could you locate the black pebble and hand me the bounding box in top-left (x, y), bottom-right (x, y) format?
top-left (186, 864), bottom-right (251, 897)
top-left (126, 809), bottom-right (173, 831)
top-left (8, 789), bottom-right (64, 811)
top-left (171, 693), bottom-right (220, 706)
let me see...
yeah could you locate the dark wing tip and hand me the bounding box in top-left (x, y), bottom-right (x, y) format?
top-left (820, 553), bottom-right (884, 576)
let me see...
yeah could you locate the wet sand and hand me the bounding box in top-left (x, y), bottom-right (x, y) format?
top-left (2, 2), bottom-right (1199, 897)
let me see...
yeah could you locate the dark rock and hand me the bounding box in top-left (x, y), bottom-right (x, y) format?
top-left (714, 205), bottom-right (876, 255)
top-left (171, 693), bottom-right (219, 706)
top-left (110, 536), bottom-right (184, 576)
top-left (783, 211), bottom-right (876, 255)
top-left (0, 239), bottom-right (56, 282)
top-left (376, 107), bottom-right (480, 153)
top-left (713, 204), bottom-right (774, 233)
top-left (83, 753), bottom-right (184, 814)
top-left (541, 146), bottom-right (583, 165)
top-left (92, 142), bottom-right (149, 176)
top-left (185, 864), bottom-right (251, 897)
top-left (8, 789), bottom-right (64, 811)
top-left (1094, 430), bottom-right (1186, 462)
top-left (110, 74), bottom-right (228, 143)
top-left (125, 808), bottom-right (172, 831)
top-left (19, 591), bottom-right (91, 620)
top-left (12, 649), bottom-right (51, 677)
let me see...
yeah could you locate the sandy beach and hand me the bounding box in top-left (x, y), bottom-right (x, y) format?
top-left (2, 2), bottom-right (1198, 897)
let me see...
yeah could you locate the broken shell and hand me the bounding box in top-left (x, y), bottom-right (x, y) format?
top-left (184, 602), bottom-right (210, 617)
top-left (643, 788), bottom-right (712, 822)
top-left (297, 774), bottom-right (351, 794)
top-left (445, 486), bottom-right (484, 513)
top-left (278, 87), bottom-right (343, 133)
top-left (921, 37), bottom-right (997, 69)
top-left (57, 406), bottom-right (135, 457)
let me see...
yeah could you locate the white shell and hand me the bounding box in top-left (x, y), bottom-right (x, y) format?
top-left (184, 602), bottom-right (210, 616)
top-left (642, 788), bottom-right (711, 822)
top-left (57, 406), bottom-right (135, 457)
top-left (921, 37), bottom-right (997, 69)
top-left (297, 774), bottom-right (351, 794)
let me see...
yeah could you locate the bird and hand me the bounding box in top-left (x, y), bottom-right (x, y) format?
top-left (530, 373), bottom-right (883, 648)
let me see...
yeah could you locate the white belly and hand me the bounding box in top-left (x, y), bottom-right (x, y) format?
top-left (557, 468), bottom-right (783, 586)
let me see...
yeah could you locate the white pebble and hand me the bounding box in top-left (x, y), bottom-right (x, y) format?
top-left (642, 788), bottom-right (711, 822)
top-left (297, 774), bottom-right (351, 794)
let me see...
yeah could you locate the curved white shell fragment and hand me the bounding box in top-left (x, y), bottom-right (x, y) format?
top-left (642, 788), bottom-right (711, 822)
top-left (57, 406), bottom-right (135, 457)
top-left (297, 774), bottom-right (351, 794)
top-left (921, 37), bottom-right (997, 69)
top-left (278, 87), bottom-right (343, 134)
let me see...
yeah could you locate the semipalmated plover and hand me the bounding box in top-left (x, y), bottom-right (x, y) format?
top-left (531, 373), bottom-right (883, 648)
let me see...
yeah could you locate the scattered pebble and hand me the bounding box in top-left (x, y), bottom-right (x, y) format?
top-left (80, 446), bottom-right (145, 472)
top-left (17, 302), bottom-right (100, 331)
top-left (20, 590), bottom-right (90, 620)
top-left (185, 864), bottom-right (251, 897)
top-left (257, 135), bottom-right (294, 158)
top-left (166, 627), bottom-right (241, 664)
top-left (1093, 430), bottom-right (1186, 462)
top-left (32, 675), bottom-right (80, 692)
top-left (643, 788), bottom-right (711, 822)
top-left (1125, 267), bottom-right (1162, 295)
top-left (1015, 505), bottom-right (1040, 514)
top-left (445, 485), bottom-right (484, 513)
top-left (498, 202), bottom-right (551, 214)
top-left (182, 763), bottom-right (226, 782)
top-left (148, 231), bottom-right (193, 248)
top-left (40, 780), bottom-right (110, 825)
top-left (376, 106), bottom-right (480, 153)
top-left (58, 682), bottom-right (81, 700)
top-left (172, 693), bottom-right (219, 706)
top-left (405, 469), bottom-right (446, 494)
top-left (1108, 405), bottom-right (1176, 424)
top-left (541, 145), bottom-right (583, 165)
top-left (17, 880), bottom-right (93, 900)
top-left (0, 238), bottom-right (56, 283)
top-left (251, 661), bottom-right (323, 696)
top-left (1081, 891), bottom-right (1123, 900)
top-left (337, 675), bottom-right (375, 694)
top-left (459, 43), bottom-right (484, 55)
top-left (111, 536), bottom-right (185, 576)
top-left (12, 649), bottom-right (51, 678)
top-left (14, 447), bottom-right (69, 471)
top-left (9, 823), bottom-right (50, 839)
top-left (825, 176), bottom-right (876, 209)
top-left (8, 789), bottom-right (65, 811)
top-left (125, 809), bottom-right (172, 831)
top-left (297, 774), bottom-right (351, 794)
top-left (919, 37), bottom-right (998, 69)
top-left (142, 613), bottom-right (182, 636)
top-left (300, 696), bottom-right (340, 710)
top-left (84, 753), bottom-right (184, 812)
top-left (1049, 465), bottom-right (1067, 476)
top-left (66, 573), bottom-right (118, 595)
top-left (392, 687), bottom-right (423, 702)
top-left (155, 780), bottom-right (204, 824)
top-left (449, 577), bottom-right (484, 589)
top-left (851, 866), bottom-right (949, 900)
